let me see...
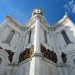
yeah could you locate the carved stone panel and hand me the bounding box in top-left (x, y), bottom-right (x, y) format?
top-left (41, 44), bottom-right (57, 63)
top-left (19, 45), bottom-right (34, 62)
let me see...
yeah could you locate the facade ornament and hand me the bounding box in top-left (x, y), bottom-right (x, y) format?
top-left (5, 49), bottom-right (14, 62)
top-left (19, 45), bottom-right (34, 62)
top-left (41, 44), bottom-right (57, 63)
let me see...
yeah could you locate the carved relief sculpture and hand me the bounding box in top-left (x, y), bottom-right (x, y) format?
top-left (19, 45), bottom-right (34, 62)
top-left (41, 44), bottom-right (57, 63)
top-left (5, 49), bottom-right (14, 62)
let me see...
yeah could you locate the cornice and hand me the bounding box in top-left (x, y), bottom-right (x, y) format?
top-left (26, 14), bottom-right (51, 29)
top-left (6, 15), bottom-right (24, 29)
top-left (52, 15), bottom-right (70, 30)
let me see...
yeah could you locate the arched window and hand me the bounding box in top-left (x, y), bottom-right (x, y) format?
top-left (28, 30), bottom-right (32, 44)
top-left (61, 31), bottom-right (71, 44)
top-left (44, 31), bottom-right (47, 43)
top-left (0, 58), bottom-right (2, 64)
top-left (5, 30), bottom-right (15, 44)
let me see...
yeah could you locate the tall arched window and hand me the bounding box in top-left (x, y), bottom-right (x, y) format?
top-left (28, 30), bottom-right (32, 44)
top-left (0, 58), bottom-right (2, 64)
top-left (61, 30), bottom-right (71, 44)
top-left (5, 30), bottom-right (15, 44)
top-left (44, 31), bottom-right (47, 43)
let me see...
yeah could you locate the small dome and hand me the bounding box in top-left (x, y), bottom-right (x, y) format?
top-left (32, 8), bottom-right (44, 16)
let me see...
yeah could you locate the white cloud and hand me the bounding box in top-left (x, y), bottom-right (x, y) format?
top-left (64, 0), bottom-right (75, 13)
top-left (72, 4), bottom-right (75, 13)
top-left (68, 0), bottom-right (74, 6)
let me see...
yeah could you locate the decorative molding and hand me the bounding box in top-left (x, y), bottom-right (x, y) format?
top-left (54, 15), bottom-right (70, 27)
top-left (6, 25), bottom-right (21, 34)
top-left (41, 44), bottom-right (57, 63)
top-left (57, 63), bottom-right (68, 67)
top-left (42, 57), bottom-right (57, 66)
top-left (5, 49), bottom-right (14, 62)
top-left (6, 15), bottom-right (24, 28)
top-left (19, 58), bottom-right (32, 65)
top-left (19, 45), bottom-right (34, 62)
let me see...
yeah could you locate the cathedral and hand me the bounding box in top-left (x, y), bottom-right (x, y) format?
top-left (0, 8), bottom-right (75, 75)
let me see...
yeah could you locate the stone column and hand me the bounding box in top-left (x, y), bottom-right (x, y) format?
top-left (34, 16), bottom-right (41, 53)
top-left (13, 29), bottom-right (24, 62)
top-left (52, 30), bottom-right (62, 63)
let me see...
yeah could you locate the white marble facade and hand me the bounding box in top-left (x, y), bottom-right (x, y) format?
top-left (0, 8), bottom-right (75, 75)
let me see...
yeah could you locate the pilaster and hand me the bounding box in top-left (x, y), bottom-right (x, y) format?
top-left (34, 16), bottom-right (41, 53)
top-left (29, 16), bottom-right (41, 75)
top-left (13, 29), bottom-right (24, 63)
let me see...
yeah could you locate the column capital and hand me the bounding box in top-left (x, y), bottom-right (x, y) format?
top-left (35, 16), bottom-right (41, 20)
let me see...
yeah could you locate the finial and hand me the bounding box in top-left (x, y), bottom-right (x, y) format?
top-left (32, 8), bottom-right (44, 16)
top-left (65, 12), bottom-right (68, 16)
top-left (63, 12), bottom-right (69, 18)
top-left (6, 14), bottom-right (13, 19)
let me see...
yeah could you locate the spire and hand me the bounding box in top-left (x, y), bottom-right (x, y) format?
top-left (65, 12), bottom-right (68, 16)
top-left (63, 12), bottom-right (70, 19)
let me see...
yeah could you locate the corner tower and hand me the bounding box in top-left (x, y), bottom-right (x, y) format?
top-left (18, 8), bottom-right (58, 75)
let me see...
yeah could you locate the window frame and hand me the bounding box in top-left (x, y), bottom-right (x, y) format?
top-left (61, 30), bottom-right (71, 44)
top-left (5, 30), bottom-right (15, 44)
top-left (28, 30), bottom-right (32, 44)
top-left (44, 31), bottom-right (47, 44)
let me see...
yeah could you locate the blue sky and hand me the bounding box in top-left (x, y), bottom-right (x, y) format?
top-left (0, 0), bottom-right (75, 25)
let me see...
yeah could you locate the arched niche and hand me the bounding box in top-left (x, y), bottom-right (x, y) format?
top-left (0, 50), bottom-right (10, 65)
top-left (0, 50), bottom-right (10, 75)
top-left (67, 50), bottom-right (75, 64)
top-left (67, 50), bottom-right (75, 75)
